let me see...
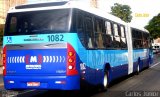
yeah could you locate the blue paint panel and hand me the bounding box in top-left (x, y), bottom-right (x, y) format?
top-left (133, 49), bottom-right (150, 62)
top-left (77, 43), bottom-right (129, 69)
top-left (140, 58), bottom-right (149, 69)
top-left (80, 63), bottom-right (129, 85)
top-left (133, 58), bottom-right (150, 73)
top-left (133, 61), bottom-right (138, 72)
top-left (6, 49), bottom-right (67, 75)
top-left (80, 65), bottom-right (104, 85)
top-left (111, 64), bottom-right (128, 80)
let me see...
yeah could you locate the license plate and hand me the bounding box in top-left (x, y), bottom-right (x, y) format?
top-left (27, 82), bottom-right (40, 86)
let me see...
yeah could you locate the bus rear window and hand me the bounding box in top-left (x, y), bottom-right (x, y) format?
top-left (5, 9), bottom-right (71, 36)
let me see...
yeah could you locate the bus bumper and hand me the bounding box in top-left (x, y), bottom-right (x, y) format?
top-left (3, 75), bottom-right (80, 90)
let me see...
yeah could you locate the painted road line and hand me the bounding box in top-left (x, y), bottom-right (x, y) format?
top-left (150, 61), bottom-right (160, 68)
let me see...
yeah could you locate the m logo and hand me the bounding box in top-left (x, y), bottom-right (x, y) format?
top-left (30, 56), bottom-right (37, 63)
top-left (25, 55), bottom-right (42, 64)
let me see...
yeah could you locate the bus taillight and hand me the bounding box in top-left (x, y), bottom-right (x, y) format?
top-left (68, 58), bottom-right (74, 63)
top-left (68, 51), bottom-right (74, 57)
top-left (67, 43), bottom-right (78, 76)
top-left (3, 46), bottom-right (7, 76)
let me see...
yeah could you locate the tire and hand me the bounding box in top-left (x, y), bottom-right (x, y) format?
top-left (136, 64), bottom-right (140, 75)
top-left (103, 71), bottom-right (109, 90)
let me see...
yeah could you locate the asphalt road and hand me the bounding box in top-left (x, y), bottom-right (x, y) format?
top-left (92, 61), bottom-right (160, 97)
top-left (0, 54), bottom-right (160, 97)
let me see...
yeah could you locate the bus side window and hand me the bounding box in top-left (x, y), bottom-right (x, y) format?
top-left (104, 21), bottom-right (113, 48)
top-left (85, 16), bottom-right (94, 49)
top-left (147, 33), bottom-right (150, 48)
top-left (113, 23), bottom-right (120, 48)
top-left (132, 28), bottom-right (144, 49)
top-left (120, 26), bottom-right (127, 48)
top-left (105, 21), bottom-right (112, 35)
top-left (139, 31), bottom-right (143, 48)
top-left (132, 29), bottom-right (136, 49)
top-left (142, 33), bottom-right (150, 48)
top-left (94, 18), bottom-right (105, 49)
top-left (76, 11), bottom-right (86, 47)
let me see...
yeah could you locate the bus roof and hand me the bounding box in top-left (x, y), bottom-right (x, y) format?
top-left (8, 1), bottom-right (126, 25)
top-left (8, 1), bottom-right (148, 33)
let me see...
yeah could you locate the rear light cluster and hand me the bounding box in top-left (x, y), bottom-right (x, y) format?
top-left (3, 46), bottom-right (7, 76)
top-left (67, 43), bottom-right (78, 76)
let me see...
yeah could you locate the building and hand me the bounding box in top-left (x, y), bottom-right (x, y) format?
top-left (0, 0), bottom-right (27, 24)
top-left (0, 0), bottom-right (5, 24)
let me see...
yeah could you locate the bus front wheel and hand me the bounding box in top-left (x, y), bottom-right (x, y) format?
top-left (136, 64), bottom-right (140, 75)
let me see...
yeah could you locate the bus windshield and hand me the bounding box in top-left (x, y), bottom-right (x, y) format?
top-left (4, 9), bottom-right (71, 36)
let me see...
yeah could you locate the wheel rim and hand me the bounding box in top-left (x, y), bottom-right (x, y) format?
top-left (103, 74), bottom-right (108, 88)
top-left (137, 65), bottom-right (139, 72)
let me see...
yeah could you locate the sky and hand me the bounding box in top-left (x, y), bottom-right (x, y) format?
top-left (98, 0), bottom-right (160, 28)
top-left (27, 0), bottom-right (160, 28)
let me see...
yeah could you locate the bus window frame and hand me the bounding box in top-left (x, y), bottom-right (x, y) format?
top-left (74, 9), bottom-right (129, 50)
top-left (84, 14), bottom-right (95, 49)
top-left (131, 28), bottom-right (150, 49)
top-left (94, 16), bottom-right (106, 49)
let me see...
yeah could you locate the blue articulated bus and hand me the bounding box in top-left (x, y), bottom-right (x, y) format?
top-left (3, 1), bottom-right (153, 90)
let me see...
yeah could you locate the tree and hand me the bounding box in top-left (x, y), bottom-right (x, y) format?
top-left (145, 13), bottom-right (160, 39)
top-left (110, 3), bottom-right (132, 23)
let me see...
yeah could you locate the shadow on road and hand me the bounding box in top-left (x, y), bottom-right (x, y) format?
top-left (32, 90), bottom-right (103, 97)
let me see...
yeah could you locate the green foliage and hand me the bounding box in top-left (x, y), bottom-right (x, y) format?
top-left (111, 3), bottom-right (132, 23)
top-left (145, 13), bottom-right (160, 39)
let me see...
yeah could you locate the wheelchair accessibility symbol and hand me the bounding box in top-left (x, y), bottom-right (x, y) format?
top-left (7, 37), bottom-right (12, 43)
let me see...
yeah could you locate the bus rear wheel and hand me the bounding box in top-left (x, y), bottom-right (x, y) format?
top-left (103, 71), bottom-right (109, 90)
